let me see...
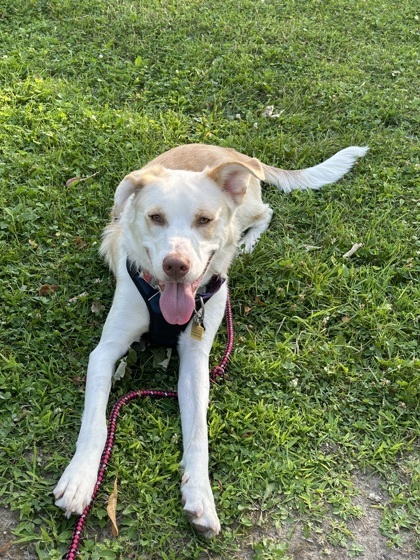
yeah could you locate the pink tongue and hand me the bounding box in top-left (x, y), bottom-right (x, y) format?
top-left (160, 282), bottom-right (196, 325)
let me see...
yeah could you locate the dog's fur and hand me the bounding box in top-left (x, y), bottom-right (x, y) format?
top-left (54, 143), bottom-right (367, 537)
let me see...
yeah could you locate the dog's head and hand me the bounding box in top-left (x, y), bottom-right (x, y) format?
top-left (113, 161), bottom-right (260, 324)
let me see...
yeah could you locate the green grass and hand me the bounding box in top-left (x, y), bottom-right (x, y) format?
top-left (0, 0), bottom-right (418, 558)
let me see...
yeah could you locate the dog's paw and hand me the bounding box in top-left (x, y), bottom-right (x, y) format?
top-left (53, 459), bottom-right (98, 517)
top-left (181, 473), bottom-right (221, 538)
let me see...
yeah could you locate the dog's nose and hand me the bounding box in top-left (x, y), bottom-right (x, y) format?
top-left (163, 254), bottom-right (191, 280)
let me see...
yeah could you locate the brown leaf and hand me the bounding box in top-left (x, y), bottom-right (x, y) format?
top-left (74, 236), bottom-right (87, 249)
top-left (0, 540), bottom-right (13, 555)
top-left (107, 477), bottom-right (119, 537)
top-left (38, 284), bottom-right (58, 296)
top-left (244, 305), bottom-right (252, 315)
top-left (65, 177), bottom-right (81, 187)
top-left (65, 171), bottom-right (100, 188)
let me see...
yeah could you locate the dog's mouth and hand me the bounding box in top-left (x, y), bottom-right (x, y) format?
top-left (144, 253), bottom-right (213, 325)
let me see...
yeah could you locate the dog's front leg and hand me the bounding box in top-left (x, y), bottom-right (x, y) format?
top-left (54, 276), bottom-right (149, 517)
top-left (177, 284), bottom-right (227, 537)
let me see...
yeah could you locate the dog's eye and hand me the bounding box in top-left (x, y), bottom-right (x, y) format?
top-left (149, 214), bottom-right (164, 224)
top-left (197, 216), bottom-right (212, 225)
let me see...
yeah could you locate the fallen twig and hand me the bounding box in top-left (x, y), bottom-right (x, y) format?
top-left (343, 243), bottom-right (363, 258)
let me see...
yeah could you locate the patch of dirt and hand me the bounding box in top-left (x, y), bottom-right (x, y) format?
top-left (0, 507), bottom-right (36, 560)
top-left (226, 471), bottom-right (417, 559)
top-left (339, 472), bottom-right (415, 560)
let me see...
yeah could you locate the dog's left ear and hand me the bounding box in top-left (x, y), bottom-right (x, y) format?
top-left (207, 160), bottom-right (264, 205)
top-left (113, 166), bottom-right (164, 217)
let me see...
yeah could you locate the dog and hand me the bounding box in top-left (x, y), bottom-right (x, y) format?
top-left (54, 142), bottom-right (367, 537)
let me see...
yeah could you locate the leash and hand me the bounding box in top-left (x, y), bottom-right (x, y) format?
top-left (63, 292), bottom-right (233, 559)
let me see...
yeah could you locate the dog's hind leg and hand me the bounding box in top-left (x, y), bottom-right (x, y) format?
top-left (239, 205), bottom-right (273, 253)
top-left (53, 272), bottom-right (149, 517)
top-left (177, 283), bottom-right (227, 537)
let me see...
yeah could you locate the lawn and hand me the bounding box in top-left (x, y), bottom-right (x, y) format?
top-left (0, 0), bottom-right (418, 559)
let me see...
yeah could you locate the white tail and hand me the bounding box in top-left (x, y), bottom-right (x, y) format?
top-left (261, 146), bottom-right (368, 193)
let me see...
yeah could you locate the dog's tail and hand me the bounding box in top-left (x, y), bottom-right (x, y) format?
top-left (261, 146), bottom-right (368, 193)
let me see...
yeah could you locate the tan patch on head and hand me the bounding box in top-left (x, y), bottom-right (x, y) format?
top-left (113, 166), bottom-right (165, 217)
top-left (125, 165), bottom-right (165, 189)
top-left (144, 143), bottom-right (264, 178)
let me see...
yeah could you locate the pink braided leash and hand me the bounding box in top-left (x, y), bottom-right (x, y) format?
top-left (64, 293), bottom-right (233, 559)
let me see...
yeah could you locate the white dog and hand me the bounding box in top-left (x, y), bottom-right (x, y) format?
top-left (54, 143), bottom-right (367, 537)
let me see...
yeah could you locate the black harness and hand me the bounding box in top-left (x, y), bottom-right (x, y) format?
top-left (126, 259), bottom-right (225, 348)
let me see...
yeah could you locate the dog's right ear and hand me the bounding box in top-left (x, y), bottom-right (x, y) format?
top-left (113, 166), bottom-right (164, 217)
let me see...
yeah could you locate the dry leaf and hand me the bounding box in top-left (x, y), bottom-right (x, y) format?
top-left (65, 171), bottom-right (100, 188)
top-left (67, 291), bottom-right (89, 304)
top-left (65, 177), bottom-right (81, 187)
top-left (38, 284), bottom-right (58, 296)
top-left (0, 541), bottom-right (13, 555)
top-left (91, 301), bottom-right (105, 314)
top-left (74, 236), bottom-right (87, 249)
top-left (262, 105), bottom-right (283, 118)
top-left (302, 244), bottom-right (322, 251)
top-left (262, 105), bottom-right (274, 117)
top-left (113, 357), bottom-right (127, 382)
top-left (244, 305), bottom-right (252, 314)
top-left (107, 477), bottom-right (119, 537)
top-left (157, 348), bottom-right (172, 370)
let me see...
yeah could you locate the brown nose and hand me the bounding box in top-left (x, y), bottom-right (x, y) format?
top-left (163, 253), bottom-right (191, 280)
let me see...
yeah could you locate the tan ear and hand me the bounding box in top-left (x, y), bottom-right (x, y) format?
top-left (207, 160), bottom-right (264, 205)
top-left (113, 166), bottom-right (164, 217)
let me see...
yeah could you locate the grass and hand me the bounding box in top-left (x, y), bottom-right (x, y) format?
top-left (0, 0), bottom-right (418, 558)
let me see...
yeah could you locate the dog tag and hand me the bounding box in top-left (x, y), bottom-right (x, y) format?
top-left (191, 317), bottom-right (205, 341)
top-left (191, 298), bottom-right (205, 341)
